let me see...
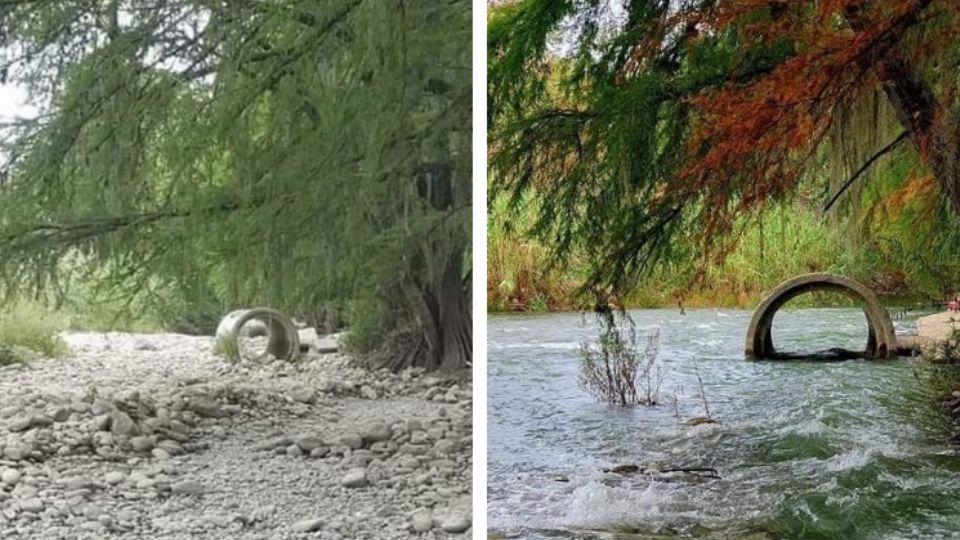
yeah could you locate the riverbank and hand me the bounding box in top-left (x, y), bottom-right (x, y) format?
top-left (0, 332), bottom-right (471, 539)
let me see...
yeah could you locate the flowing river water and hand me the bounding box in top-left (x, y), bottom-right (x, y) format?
top-left (488, 308), bottom-right (960, 539)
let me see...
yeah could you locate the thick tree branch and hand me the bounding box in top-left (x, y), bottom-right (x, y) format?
top-left (823, 130), bottom-right (909, 214)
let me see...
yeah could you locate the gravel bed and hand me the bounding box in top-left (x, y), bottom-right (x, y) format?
top-left (0, 332), bottom-right (472, 539)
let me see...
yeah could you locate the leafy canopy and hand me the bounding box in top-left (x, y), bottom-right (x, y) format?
top-left (489, 0), bottom-right (960, 304)
top-left (0, 0), bottom-right (471, 367)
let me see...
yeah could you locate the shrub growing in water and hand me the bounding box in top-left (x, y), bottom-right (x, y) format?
top-left (577, 315), bottom-right (662, 406)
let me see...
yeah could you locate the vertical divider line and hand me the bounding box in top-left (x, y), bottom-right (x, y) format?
top-left (471, 0), bottom-right (489, 536)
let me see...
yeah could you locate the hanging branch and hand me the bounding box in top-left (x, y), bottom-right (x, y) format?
top-left (822, 130), bottom-right (909, 214)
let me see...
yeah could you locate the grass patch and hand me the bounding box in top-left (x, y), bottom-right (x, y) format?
top-left (0, 302), bottom-right (70, 363)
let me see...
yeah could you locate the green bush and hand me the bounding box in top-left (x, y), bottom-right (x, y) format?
top-left (0, 302), bottom-right (69, 362)
top-left (577, 315), bottom-right (663, 406)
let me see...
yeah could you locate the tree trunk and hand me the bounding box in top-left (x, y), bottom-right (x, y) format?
top-left (372, 160), bottom-right (471, 372)
top-left (843, 0), bottom-right (960, 214)
top-left (437, 253), bottom-right (472, 370)
top-left (383, 252), bottom-right (470, 372)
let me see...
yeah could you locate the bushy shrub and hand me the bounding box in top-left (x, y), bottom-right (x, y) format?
top-left (577, 315), bottom-right (663, 406)
top-left (0, 302), bottom-right (69, 362)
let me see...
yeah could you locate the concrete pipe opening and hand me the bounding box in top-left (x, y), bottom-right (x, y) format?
top-left (215, 308), bottom-right (300, 363)
top-left (745, 273), bottom-right (896, 360)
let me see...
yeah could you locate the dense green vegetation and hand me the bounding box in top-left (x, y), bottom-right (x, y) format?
top-left (0, 302), bottom-right (68, 364)
top-left (0, 1), bottom-right (471, 370)
top-left (489, 170), bottom-right (960, 311)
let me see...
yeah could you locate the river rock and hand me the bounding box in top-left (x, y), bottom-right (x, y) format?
top-left (685, 416), bottom-right (718, 426)
top-left (12, 483), bottom-right (37, 499)
top-left (289, 387), bottom-right (316, 404)
top-left (31, 415), bottom-right (53, 428)
top-left (410, 511), bottom-right (433, 533)
top-left (92, 414), bottom-right (112, 432)
top-left (187, 397), bottom-right (220, 418)
top-left (291, 517), bottom-right (324, 532)
top-left (92, 432), bottom-right (114, 447)
top-left (295, 436), bottom-right (323, 453)
top-left (50, 408), bottom-right (71, 422)
top-left (19, 498), bottom-right (43, 513)
top-left (340, 469), bottom-right (367, 488)
top-left (361, 423), bottom-right (391, 445)
top-left (1, 468), bottom-right (21, 485)
top-left (440, 514), bottom-right (470, 533)
top-left (440, 514), bottom-right (470, 534)
top-left (156, 440), bottom-right (183, 455)
top-left (171, 480), bottom-right (203, 495)
top-left (105, 471), bottom-right (126, 485)
top-left (603, 464), bottom-right (641, 474)
top-left (8, 416), bottom-right (33, 432)
top-left (92, 399), bottom-right (115, 415)
top-left (111, 411), bottom-right (138, 436)
top-left (66, 476), bottom-right (94, 491)
top-left (255, 437), bottom-right (292, 452)
top-left (5, 443), bottom-right (31, 461)
top-left (249, 505), bottom-right (275, 523)
top-left (130, 436), bottom-right (155, 452)
top-left (339, 433), bottom-right (363, 450)
top-left (434, 439), bottom-right (458, 455)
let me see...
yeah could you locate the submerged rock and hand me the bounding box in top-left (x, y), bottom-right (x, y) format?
top-left (602, 464), bottom-right (641, 474)
top-left (684, 416), bottom-right (718, 426)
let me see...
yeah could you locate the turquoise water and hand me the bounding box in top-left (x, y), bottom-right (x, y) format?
top-left (487, 309), bottom-right (960, 539)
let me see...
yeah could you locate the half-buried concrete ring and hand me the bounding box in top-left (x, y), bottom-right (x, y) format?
top-left (215, 308), bottom-right (301, 363)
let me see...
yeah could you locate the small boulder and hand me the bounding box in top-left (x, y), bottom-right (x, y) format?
top-left (440, 514), bottom-right (470, 533)
top-left (290, 387), bottom-right (317, 404)
top-left (171, 480), bottom-right (203, 495)
top-left (340, 469), bottom-right (367, 488)
top-left (295, 436), bottom-right (323, 453)
top-left (1, 468), bottom-right (21, 485)
top-left (110, 411), bottom-right (138, 437)
top-left (18, 498), bottom-right (43, 513)
top-left (8, 416), bottom-right (33, 432)
top-left (410, 511), bottom-right (433, 533)
top-left (291, 518), bottom-right (324, 532)
top-left (104, 472), bottom-right (126, 485)
top-left (187, 397), bottom-right (220, 418)
top-left (130, 436), bottom-right (155, 452)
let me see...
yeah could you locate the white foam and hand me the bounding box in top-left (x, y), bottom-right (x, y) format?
top-left (561, 480), bottom-right (669, 528)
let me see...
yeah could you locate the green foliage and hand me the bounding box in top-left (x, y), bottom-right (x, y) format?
top-left (0, 302), bottom-right (69, 362)
top-left (489, 195), bottom-right (895, 310)
top-left (0, 1), bottom-right (471, 369)
top-left (488, 1), bottom-right (794, 301)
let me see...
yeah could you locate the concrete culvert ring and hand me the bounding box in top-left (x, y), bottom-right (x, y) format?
top-left (215, 308), bottom-right (300, 363)
top-left (745, 273), bottom-right (896, 360)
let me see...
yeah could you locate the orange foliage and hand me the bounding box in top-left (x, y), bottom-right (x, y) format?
top-left (884, 173), bottom-right (936, 216)
top-left (645, 0), bottom-right (958, 240)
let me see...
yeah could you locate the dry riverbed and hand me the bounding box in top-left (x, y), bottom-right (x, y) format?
top-left (0, 333), bottom-right (472, 539)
